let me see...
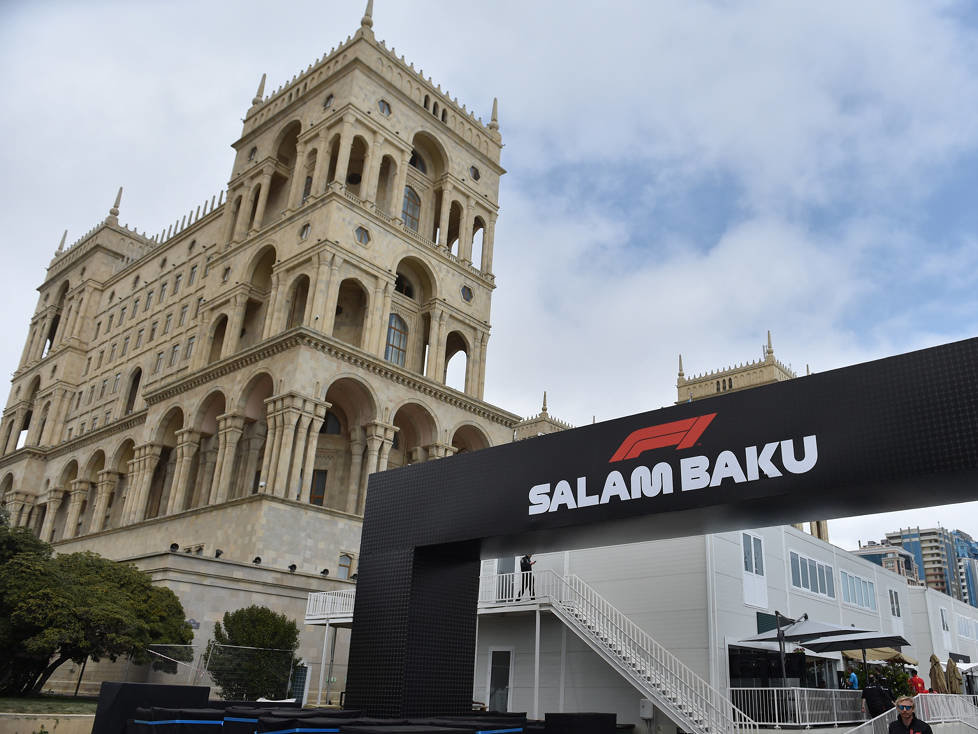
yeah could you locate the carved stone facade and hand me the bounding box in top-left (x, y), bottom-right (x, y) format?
top-left (0, 3), bottom-right (519, 687)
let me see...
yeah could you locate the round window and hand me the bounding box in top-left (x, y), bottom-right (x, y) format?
top-left (378, 99), bottom-right (392, 116)
top-left (469, 166), bottom-right (481, 181)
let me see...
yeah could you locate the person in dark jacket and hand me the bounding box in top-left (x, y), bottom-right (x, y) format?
top-left (862, 675), bottom-right (893, 718)
top-left (888, 695), bottom-right (932, 733)
top-left (519, 553), bottom-right (536, 599)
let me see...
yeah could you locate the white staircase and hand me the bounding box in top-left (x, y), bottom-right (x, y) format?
top-left (480, 570), bottom-right (757, 734)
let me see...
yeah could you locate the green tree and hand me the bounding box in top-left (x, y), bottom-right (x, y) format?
top-left (207, 605), bottom-right (300, 700)
top-left (0, 525), bottom-right (193, 695)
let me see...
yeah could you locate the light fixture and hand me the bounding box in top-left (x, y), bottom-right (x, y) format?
top-left (351, 573), bottom-right (358, 581)
top-left (214, 549), bottom-right (224, 558)
top-left (288, 563), bottom-right (297, 573)
top-left (320, 568), bottom-right (329, 576)
top-left (253, 556), bottom-right (262, 565)
top-left (169, 543), bottom-right (179, 552)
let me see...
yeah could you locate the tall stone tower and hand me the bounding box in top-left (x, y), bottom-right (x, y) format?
top-left (676, 333), bottom-right (828, 541)
top-left (0, 1), bottom-right (518, 688)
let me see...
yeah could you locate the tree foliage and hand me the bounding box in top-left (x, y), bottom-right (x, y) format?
top-left (207, 605), bottom-right (300, 700)
top-left (0, 524), bottom-right (193, 695)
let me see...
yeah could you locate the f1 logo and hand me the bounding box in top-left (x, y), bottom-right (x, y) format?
top-left (609, 413), bottom-right (717, 463)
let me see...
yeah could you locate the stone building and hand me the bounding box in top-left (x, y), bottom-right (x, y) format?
top-left (0, 2), bottom-right (520, 688)
top-left (676, 333), bottom-right (828, 542)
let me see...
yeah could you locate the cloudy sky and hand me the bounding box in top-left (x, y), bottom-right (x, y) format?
top-left (2, 0), bottom-right (978, 550)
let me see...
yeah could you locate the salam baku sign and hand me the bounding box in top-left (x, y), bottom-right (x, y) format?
top-left (346, 337), bottom-right (978, 717)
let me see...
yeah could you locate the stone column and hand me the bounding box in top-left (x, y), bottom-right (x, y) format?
top-left (286, 140), bottom-right (310, 210)
top-left (310, 132), bottom-right (331, 195)
top-left (232, 188), bottom-right (252, 242)
top-left (249, 170), bottom-right (274, 233)
top-left (427, 308), bottom-right (448, 381)
top-left (261, 272), bottom-right (281, 340)
top-left (357, 422), bottom-right (387, 514)
top-left (285, 412), bottom-right (313, 500)
top-left (299, 406), bottom-right (328, 503)
top-left (376, 425), bottom-right (398, 472)
top-left (90, 471), bottom-right (119, 533)
top-left (330, 115), bottom-right (355, 187)
top-left (18, 322), bottom-right (37, 368)
top-left (166, 429), bottom-right (201, 515)
top-left (476, 331), bottom-right (490, 400)
top-left (459, 198), bottom-right (475, 264)
top-left (4, 491), bottom-right (28, 528)
top-left (345, 429), bottom-right (364, 514)
top-left (212, 414), bottom-right (246, 504)
top-left (67, 296), bottom-right (85, 341)
top-left (222, 188), bottom-right (241, 244)
top-left (48, 388), bottom-right (73, 447)
top-left (125, 443), bottom-right (163, 525)
top-left (363, 132), bottom-right (384, 204)
top-left (363, 281), bottom-right (385, 358)
top-left (31, 313), bottom-right (51, 362)
top-left (321, 256), bottom-right (342, 336)
top-left (39, 489), bottom-right (65, 542)
top-left (465, 331), bottom-right (481, 396)
top-left (258, 397), bottom-right (281, 492)
top-left (272, 404), bottom-right (302, 496)
top-left (62, 480), bottom-right (91, 540)
top-left (391, 149), bottom-right (411, 224)
top-left (407, 447), bottom-right (425, 465)
top-left (223, 294), bottom-right (249, 357)
top-left (309, 252), bottom-right (332, 332)
top-left (373, 282), bottom-right (394, 355)
top-left (481, 214), bottom-right (496, 274)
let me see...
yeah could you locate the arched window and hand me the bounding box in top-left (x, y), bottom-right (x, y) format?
top-left (401, 187), bottom-right (421, 232)
top-left (716, 381), bottom-right (720, 392)
top-left (337, 553), bottom-right (354, 580)
top-left (409, 150), bottom-right (427, 174)
top-left (385, 314), bottom-right (408, 367)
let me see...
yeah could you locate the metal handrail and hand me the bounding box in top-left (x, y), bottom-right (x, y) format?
top-left (305, 589), bottom-right (355, 619)
top-left (843, 693), bottom-right (978, 734)
top-left (478, 570), bottom-right (756, 733)
top-left (730, 686), bottom-right (862, 726)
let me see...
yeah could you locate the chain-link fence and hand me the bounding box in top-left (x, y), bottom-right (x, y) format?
top-left (43, 643), bottom-right (301, 701)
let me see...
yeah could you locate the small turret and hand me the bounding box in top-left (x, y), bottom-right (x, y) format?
top-left (252, 73), bottom-right (267, 106)
top-left (55, 229), bottom-right (67, 255)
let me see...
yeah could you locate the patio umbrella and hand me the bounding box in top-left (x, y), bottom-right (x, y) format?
top-left (740, 613), bottom-right (872, 686)
top-left (802, 631), bottom-right (911, 681)
top-left (841, 648), bottom-right (917, 666)
top-left (930, 653), bottom-right (948, 693)
top-left (947, 657), bottom-right (963, 694)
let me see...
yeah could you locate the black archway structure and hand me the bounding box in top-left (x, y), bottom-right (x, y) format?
top-left (346, 337), bottom-right (978, 717)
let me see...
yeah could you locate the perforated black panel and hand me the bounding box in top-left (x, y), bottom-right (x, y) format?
top-left (347, 337), bottom-right (978, 715)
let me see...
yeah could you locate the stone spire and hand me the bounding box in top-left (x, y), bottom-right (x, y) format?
top-left (541, 391), bottom-right (548, 415)
top-left (678, 353), bottom-right (684, 379)
top-left (489, 97), bottom-right (499, 132)
top-left (56, 229), bottom-right (67, 255)
top-left (252, 73), bottom-right (267, 106)
top-left (105, 187), bottom-right (123, 225)
top-left (358, 0), bottom-right (375, 39)
top-left (766, 330), bottom-right (774, 359)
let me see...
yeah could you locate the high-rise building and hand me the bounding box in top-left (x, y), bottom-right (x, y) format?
top-left (850, 539), bottom-right (922, 585)
top-left (953, 530), bottom-right (978, 608)
top-left (886, 527), bottom-right (963, 601)
top-left (0, 1), bottom-right (521, 687)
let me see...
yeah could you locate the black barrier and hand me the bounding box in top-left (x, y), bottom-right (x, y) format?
top-left (346, 337), bottom-right (978, 716)
top-left (94, 683), bottom-right (210, 734)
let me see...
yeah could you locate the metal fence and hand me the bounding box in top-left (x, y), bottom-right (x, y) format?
top-left (730, 687), bottom-right (863, 727)
top-left (843, 693), bottom-right (978, 734)
top-left (42, 643), bottom-right (298, 701)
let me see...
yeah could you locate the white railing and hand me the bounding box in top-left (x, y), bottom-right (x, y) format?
top-left (479, 570), bottom-right (756, 734)
top-left (843, 694), bottom-right (978, 734)
top-left (305, 589), bottom-right (355, 620)
top-left (730, 687), bottom-right (862, 727)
